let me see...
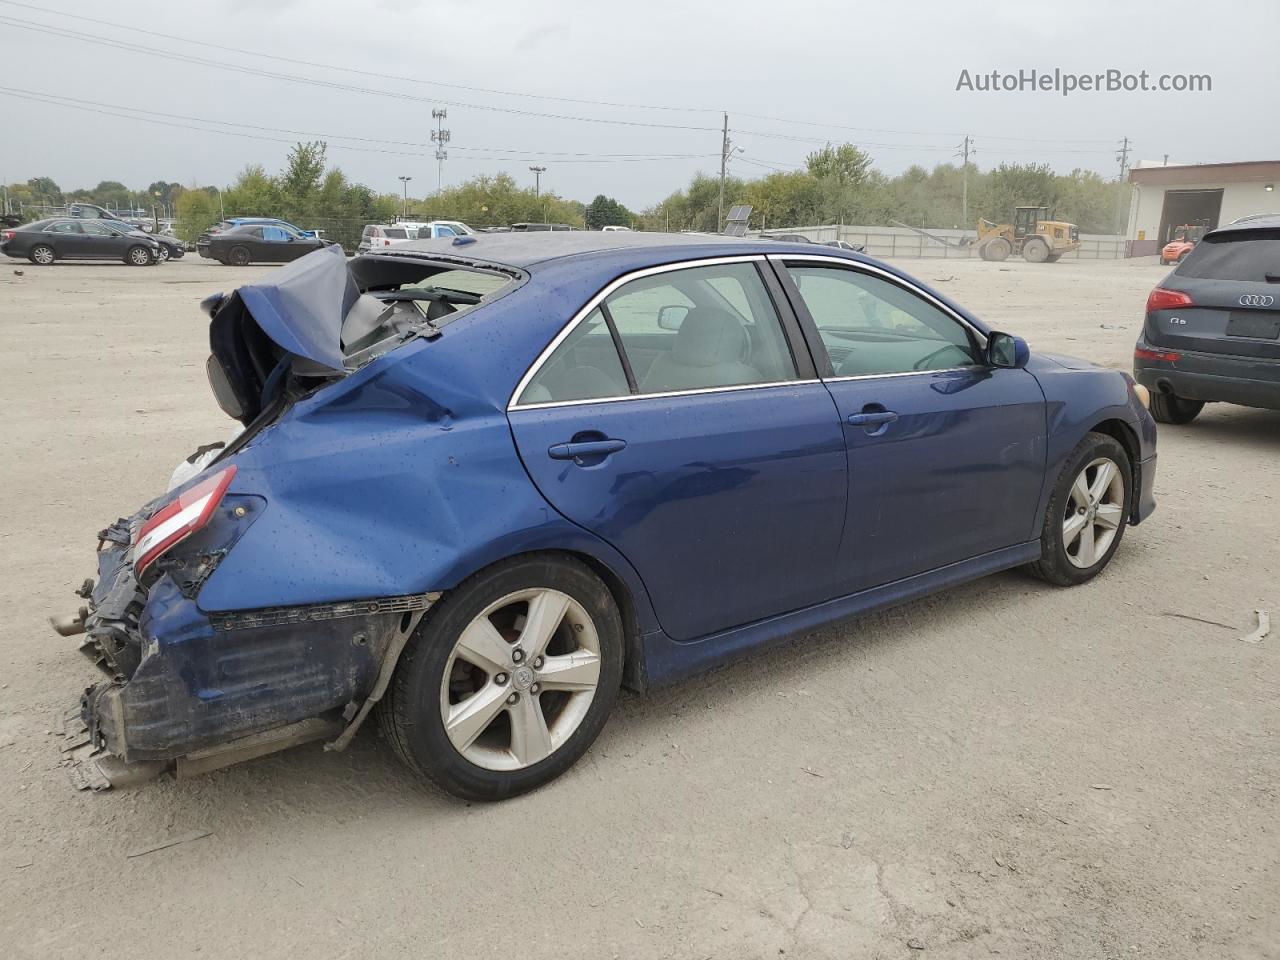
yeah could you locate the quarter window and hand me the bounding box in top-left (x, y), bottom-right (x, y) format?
top-left (785, 265), bottom-right (981, 377)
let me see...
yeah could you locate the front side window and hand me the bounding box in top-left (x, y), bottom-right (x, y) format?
top-left (785, 265), bottom-right (981, 377)
top-left (80, 221), bottom-right (114, 236)
top-left (262, 226), bottom-right (291, 242)
top-left (516, 260), bottom-right (799, 405)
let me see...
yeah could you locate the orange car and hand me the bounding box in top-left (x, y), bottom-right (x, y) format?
top-left (1159, 225), bottom-right (1207, 265)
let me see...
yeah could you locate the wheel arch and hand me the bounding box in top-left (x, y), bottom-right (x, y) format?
top-left (1085, 417), bottom-right (1142, 521)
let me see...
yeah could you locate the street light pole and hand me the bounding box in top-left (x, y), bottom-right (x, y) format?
top-left (398, 176), bottom-right (412, 219)
top-left (529, 166), bottom-right (546, 198)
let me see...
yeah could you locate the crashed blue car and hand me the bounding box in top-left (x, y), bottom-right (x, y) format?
top-left (55, 234), bottom-right (1157, 800)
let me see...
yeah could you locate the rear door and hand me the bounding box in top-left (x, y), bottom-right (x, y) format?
top-left (1150, 227), bottom-right (1280, 361)
top-left (44, 221), bottom-right (87, 257)
top-left (775, 257), bottom-right (1046, 592)
top-left (507, 257), bottom-right (849, 642)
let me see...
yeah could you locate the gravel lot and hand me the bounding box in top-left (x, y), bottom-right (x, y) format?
top-left (1, 253), bottom-right (1275, 960)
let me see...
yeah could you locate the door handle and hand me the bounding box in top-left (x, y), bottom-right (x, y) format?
top-left (548, 438), bottom-right (627, 462)
top-left (847, 411), bottom-right (898, 427)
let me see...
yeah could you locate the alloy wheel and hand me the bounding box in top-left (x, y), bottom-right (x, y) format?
top-left (1062, 457), bottom-right (1125, 568)
top-left (32, 246), bottom-right (54, 265)
top-left (439, 588), bottom-right (602, 771)
top-left (129, 247), bottom-right (151, 265)
top-left (157, 246), bottom-right (170, 262)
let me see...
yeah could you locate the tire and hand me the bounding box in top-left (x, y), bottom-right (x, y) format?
top-left (29, 244), bottom-right (55, 266)
top-left (379, 553), bottom-right (624, 801)
top-left (983, 237), bottom-right (1012, 262)
top-left (1023, 238), bottom-right (1050, 263)
top-left (228, 246), bottom-right (251, 266)
top-left (1149, 390), bottom-right (1203, 424)
top-left (125, 245), bottom-right (152, 266)
top-left (1045, 252), bottom-right (1062, 263)
top-left (156, 246), bottom-right (170, 263)
top-left (1026, 432), bottom-right (1132, 587)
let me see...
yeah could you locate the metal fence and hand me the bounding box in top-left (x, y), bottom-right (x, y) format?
top-left (758, 224), bottom-right (1127, 260)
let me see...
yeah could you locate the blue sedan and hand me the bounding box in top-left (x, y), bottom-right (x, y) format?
top-left (55, 234), bottom-right (1157, 799)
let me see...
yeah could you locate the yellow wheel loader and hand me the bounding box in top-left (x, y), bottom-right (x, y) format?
top-left (976, 206), bottom-right (1080, 263)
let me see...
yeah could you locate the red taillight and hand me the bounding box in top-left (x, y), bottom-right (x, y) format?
top-left (133, 466), bottom-right (237, 577)
top-left (1, 230), bottom-right (14, 242)
top-left (1146, 287), bottom-right (1195, 312)
top-left (1135, 347), bottom-right (1181, 363)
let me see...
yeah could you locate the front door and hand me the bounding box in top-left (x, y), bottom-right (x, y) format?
top-left (508, 259), bottom-right (848, 642)
top-left (78, 220), bottom-right (127, 259)
top-left (777, 259), bottom-right (1046, 592)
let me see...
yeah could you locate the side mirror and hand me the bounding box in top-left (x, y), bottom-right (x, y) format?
top-left (657, 305), bottom-right (690, 331)
top-left (986, 331), bottom-right (1029, 369)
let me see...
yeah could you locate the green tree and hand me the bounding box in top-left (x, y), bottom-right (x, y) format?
top-left (26, 176), bottom-right (63, 204)
top-left (279, 141), bottom-right (327, 215)
top-left (585, 194), bottom-right (634, 230)
top-left (175, 188), bottom-right (222, 243)
top-left (805, 143), bottom-right (873, 187)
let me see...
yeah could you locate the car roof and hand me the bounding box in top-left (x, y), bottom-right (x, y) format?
top-left (1206, 214), bottom-right (1280, 239)
top-left (381, 230), bottom-right (828, 270)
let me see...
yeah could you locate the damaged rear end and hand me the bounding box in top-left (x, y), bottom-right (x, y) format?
top-left (55, 243), bottom-right (520, 789)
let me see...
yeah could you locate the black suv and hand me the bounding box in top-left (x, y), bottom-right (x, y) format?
top-left (1134, 215), bottom-right (1280, 423)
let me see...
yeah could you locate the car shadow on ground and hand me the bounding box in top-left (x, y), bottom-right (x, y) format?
top-left (1171, 405), bottom-right (1280, 450)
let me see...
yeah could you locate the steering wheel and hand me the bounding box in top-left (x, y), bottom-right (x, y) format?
top-left (912, 345), bottom-right (963, 371)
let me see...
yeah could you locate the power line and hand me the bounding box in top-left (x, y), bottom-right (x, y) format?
top-left (0, 87), bottom-right (716, 164)
top-left (0, 15), bottom-right (723, 133)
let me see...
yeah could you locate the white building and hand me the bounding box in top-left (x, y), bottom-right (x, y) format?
top-left (1126, 160), bottom-right (1279, 257)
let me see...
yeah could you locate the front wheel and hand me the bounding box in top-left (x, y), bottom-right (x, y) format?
top-left (1150, 390), bottom-right (1203, 424)
top-left (125, 245), bottom-right (152, 266)
top-left (1027, 432), bottom-right (1132, 586)
top-left (1023, 238), bottom-right (1050, 263)
top-left (156, 246), bottom-right (170, 263)
top-left (379, 554), bottom-right (624, 801)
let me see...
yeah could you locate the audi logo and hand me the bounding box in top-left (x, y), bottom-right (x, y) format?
top-left (1239, 294), bottom-right (1275, 307)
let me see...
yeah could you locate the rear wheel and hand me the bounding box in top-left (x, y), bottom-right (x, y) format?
top-left (1027, 432), bottom-right (1131, 586)
top-left (380, 554), bottom-right (624, 801)
top-left (983, 237), bottom-right (1011, 262)
top-left (1023, 237), bottom-right (1050, 263)
top-left (29, 244), bottom-right (55, 265)
top-left (228, 246), bottom-right (251, 266)
top-left (1150, 390), bottom-right (1203, 424)
top-left (125, 245), bottom-right (152, 266)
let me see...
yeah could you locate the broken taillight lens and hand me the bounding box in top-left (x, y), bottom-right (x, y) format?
top-left (133, 466), bottom-right (237, 577)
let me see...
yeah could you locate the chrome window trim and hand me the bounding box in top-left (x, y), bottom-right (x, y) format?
top-left (766, 253), bottom-right (989, 349)
top-left (508, 254), bottom-right (779, 411)
top-left (511, 378), bottom-right (823, 412)
top-left (822, 366), bottom-right (978, 383)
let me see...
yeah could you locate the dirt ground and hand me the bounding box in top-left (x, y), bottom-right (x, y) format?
top-left (0, 252), bottom-right (1275, 960)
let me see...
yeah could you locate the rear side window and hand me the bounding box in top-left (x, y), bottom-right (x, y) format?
top-left (1176, 230), bottom-right (1280, 281)
top-left (516, 261), bottom-right (799, 405)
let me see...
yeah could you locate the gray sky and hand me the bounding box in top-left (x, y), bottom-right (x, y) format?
top-left (1, 0), bottom-right (1276, 208)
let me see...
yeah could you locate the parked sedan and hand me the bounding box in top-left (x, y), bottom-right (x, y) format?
top-left (100, 220), bottom-right (184, 261)
top-left (201, 222), bottom-right (332, 265)
top-left (1, 217), bottom-right (159, 265)
top-left (54, 234), bottom-right (1156, 800)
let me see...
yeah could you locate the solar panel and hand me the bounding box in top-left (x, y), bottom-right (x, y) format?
top-left (726, 205), bottom-right (752, 223)
top-left (722, 222), bottom-right (749, 237)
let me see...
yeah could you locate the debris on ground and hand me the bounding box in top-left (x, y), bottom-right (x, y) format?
top-left (126, 830), bottom-right (213, 859)
top-left (932, 275), bottom-right (959, 283)
top-left (907, 938), bottom-right (927, 950)
top-left (1091, 784), bottom-right (1114, 790)
top-left (1239, 609), bottom-right (1270, 645)
top-left (1162, 611), bottom-right (1235, 630)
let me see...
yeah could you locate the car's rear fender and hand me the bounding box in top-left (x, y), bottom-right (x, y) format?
top-left (194, 343), bottom-right (661, 638)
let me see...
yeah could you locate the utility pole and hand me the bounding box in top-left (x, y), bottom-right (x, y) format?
top-left (1114, 136), bottom-right (1132, 235)
top-left (718, 112), bottom-right (729, 234)
top-left (529, 165), bottom-right (546, 198)
top-left (955, 134), bottom-right (974, 228)
top-left (431, 108), bottom-right (450, 193)
top-left (398, 176), bottom-right (412, 219)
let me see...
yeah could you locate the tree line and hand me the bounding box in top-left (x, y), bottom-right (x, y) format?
top-left (4, 140), bottom-right (1129, 247)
